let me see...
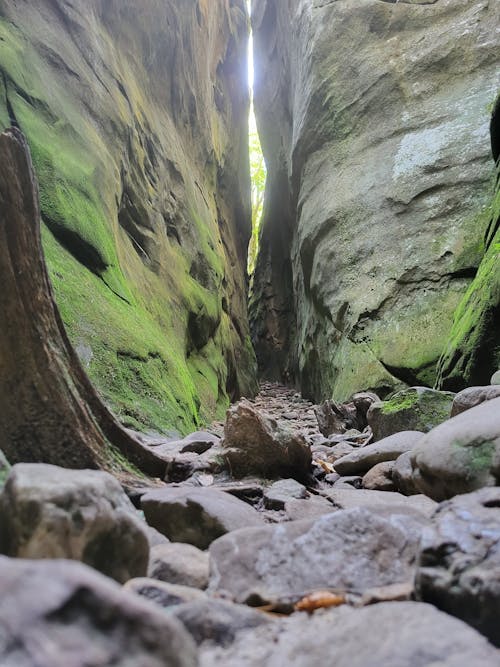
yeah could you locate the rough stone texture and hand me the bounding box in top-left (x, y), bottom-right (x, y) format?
top-left (250, 0), bottom-right (499, 400)
top-left (172, 599), bottom-right (271, 647)
top-left (124, 578), bottom-right (206, 609)
top-left (200, 602), bottom-right (500, 667)
top-left (0, 464), bottom-right (149, 583)
top-left (263, 479), bottom-right (308, 510)
top-left (141, 487), bottom-right (263, 549)
top-left (410, 396), bottom-right (500, 500)
top-left (209, 508), bottom-right (423, 605)
top-left (334, 430), bottom-right (423, 475)
top-left (416, 487), bottom-right (500, 647)
top-left (0, 557), bottom-right (197, 667)
top-left (393, 451), bottom-right (420, 495)
top-left (362, 461), bottom-right (396, 491)
top-left (368, 388), bottom-right (454, 440)
top-left (322, 488), bottom-right (437, 517)
top-left (284, 497), bottom-right (335, 521)
top-left (450, 384), bottom-right (500, 416)
top-left (148, 543), bottom-right (209, 590)
top-left (221, 401), bottom-right (312, 481)
top-left (0, 0), bottom-right (256, 435)
top-left (492, 370), bottom-right (500, 385)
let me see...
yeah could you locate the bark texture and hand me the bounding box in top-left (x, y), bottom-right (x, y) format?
top-left (0, 127), bottom-right (165, 476)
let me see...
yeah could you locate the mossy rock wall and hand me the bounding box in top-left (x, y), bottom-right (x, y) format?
top-left (0, 0), bottom-right (257, 434)
top-left (437, 156), bottom-right (500, 389)
top-left (250, 0), bottom-right (499, 401)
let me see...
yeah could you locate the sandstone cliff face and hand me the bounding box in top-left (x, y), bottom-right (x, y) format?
top-left (0, 0), bottom-right (257, 433)
top-left (251, 0), bottom-right (499, 401)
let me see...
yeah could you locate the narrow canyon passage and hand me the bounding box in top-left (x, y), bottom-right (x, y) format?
top-left (0, 0), bottom-right (499, 664)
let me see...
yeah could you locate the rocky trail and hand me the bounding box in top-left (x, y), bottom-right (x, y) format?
top-left (1, 378), bottom-right (500, 665)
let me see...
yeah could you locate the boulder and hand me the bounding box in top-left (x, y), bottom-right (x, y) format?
top-left (367, 388), bottom-right (454, 440)
top-left (263, 479), bottom-right (308, 510)
top-left (333, 431), bottom-right (423, 475)
top-left (0, 464), bottom-right (149, 583)
top-left (362, 461), bottom-right (395, 491)
top-left (491, 370), bottom-right (500, 385)
top-left (124, 578), bottom-right (206, 608)
top-left (141, 487), bottom-right (263, 549)
top-left (450, 385), bottom-right (500, 417)
top-left (148, 543), bottom-right (209, 589)
top-left (200, 602), bottom-right (499, 667)
top-left (208, 508), bottom-right (423, 605)
top-left (221, 401), bottom-right (312, 481)
top-left (416, 487), bottom-right (500, 646)
top-left (0, 557), bottom-right (197, 667)
top-left (410, 397), bottom-right (500, 500)
top-left (172, 599), bottom-right (271, 647)
top-left (393, 451), bottom-right (419, 496)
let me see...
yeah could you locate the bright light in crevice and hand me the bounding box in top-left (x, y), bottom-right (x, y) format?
top-left (247, 1), bottom-right (266, 276)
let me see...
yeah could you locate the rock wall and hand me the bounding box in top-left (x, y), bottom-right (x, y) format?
top-left (250, 0), bottom-right (499, 401)
top-left (0, 0), bottom-right (257, 434)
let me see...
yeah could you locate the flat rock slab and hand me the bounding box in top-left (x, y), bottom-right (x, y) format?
top-left (141, 487), bottom-right (263, 549)
top-left (334, 431), bottom-right (423, 475)
top-left (284, 497), bottom-right (335, 521)
top-left (410, 396), bottom-right (500, 500)
top-left (368, 388), bottom-right (454, 441)
top-left (200, 602), bottom-right (499, 667)
top-left (208, 508), bottom-right (422, 605)
top-left (0, 463), bottom-right (149, 583)
top-left (0, 557), bottom-right (197, 667)
top-left (149, 543), bottom-right (209, 589)
top-left (451, 385), bottom-right (500, 417)
top-left (416, 487), bottom-right (500, 647)
top-left (321, 488), bottom-right (437, 517)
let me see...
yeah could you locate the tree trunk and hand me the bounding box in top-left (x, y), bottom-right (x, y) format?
top-left (0, 127), bottom-right (166, 478)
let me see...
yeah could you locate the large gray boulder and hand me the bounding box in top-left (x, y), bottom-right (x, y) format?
top-left (200, 602), bottom-right (499, 667)
top-left (209, 508), bottom-right (423, 605)
top-left (0, 464), bottom-right (149, 583)
top-left (334, 431), bottom-right (423, 475)
top-left (450, 385), bottom-right (500, 417)
top-left (416, 487), bottom-right (500, 646)
top-left (367, 388), bottom-right (454, 441)
top-left (141, 487), bottom-right (263, 549)
top-left (221, 401), bottom-right (312, 481)
top-left (410, 397), bottom-right (500, 500)
top-left (0, 557), bottom-right (197, 667)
